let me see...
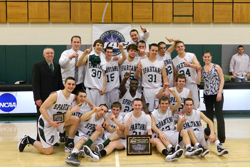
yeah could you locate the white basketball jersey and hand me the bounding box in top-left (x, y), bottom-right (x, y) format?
top-left (172, 52), bottom-right (197, 85)
top-left (41, 90), bottom-right (74, 124)
top-left (119, 90), bottom-right (141, 117)
top-left (180, 110), bottom-right (203, 131)
top-left (105, 58), bottom-right (120, 92)
top-left (79, 113), bottom-right (104, 137)
top-left (84, 52), bottom-right (107, 90)
top-left (71, 101), bottom-right (92, 118)
top-left (123, 112), bottom-right (151, 135)
top-left (152, 108), bottom-right (175, 131)
top-left (157, 51), bottom-right (174, 87)
top-left (104, 112), bottom-right (124, 138)
top-left (169, 87), bottom-right (190, 113)
top-left (120, 58), bottom-right (140, 88)
top-left (141, 58), bottom-right (164, 89)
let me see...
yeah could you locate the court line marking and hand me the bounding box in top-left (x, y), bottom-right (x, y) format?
top-left (120, 161), bottom-right (250, 166)
top-left (102, 3), bottom-right (109, 23)
top-left (115, 150), bottom-right (120, 167)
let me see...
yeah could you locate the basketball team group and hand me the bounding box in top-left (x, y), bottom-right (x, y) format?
top-left (17, 25), bottom-right (229, 166)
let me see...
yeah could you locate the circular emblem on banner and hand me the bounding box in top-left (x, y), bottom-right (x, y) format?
top-left (0, 93), bottom-right (17, 112)
top-left (100, 30), bottom-right (126, 56)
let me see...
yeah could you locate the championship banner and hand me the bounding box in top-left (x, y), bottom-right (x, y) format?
top-left (92, 24), bottom-right (131, 56)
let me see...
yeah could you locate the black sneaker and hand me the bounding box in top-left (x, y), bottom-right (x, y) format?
top-left (201, 148), bottom-right (210, 157)
top-left (83, 145), bottom-right (100, 162)
top-left (165, 148), bottom-right (184, 162)
top-left (59, 132), bottom-right (66, 142)
top-left (185, 147), bottom-right (203, 157)
top-left (65, 142), bottom-right (74, 153)
top-left (65, 152), bottom-right (80, 166)
top-left (175, 144), bottom-right (181, 152)
top-left (217, 144), bottom-right (229, 156)
top-left (78, 150), bottom-right (85, 158)
top-left (94, 143), bottom-right (104, 153)
top-left (17, 135), bottom-right (29, 152)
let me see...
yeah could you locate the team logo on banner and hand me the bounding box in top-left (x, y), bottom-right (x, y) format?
top-left (0, 93), bottom-right (17, 112)
top-left (100, 30), bottom-right (129, 56)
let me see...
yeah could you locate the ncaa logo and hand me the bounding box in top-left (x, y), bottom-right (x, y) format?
top-left (100, 30), bottom-right (129, 56)
top-left (0, 93), bottom-right (17, 112)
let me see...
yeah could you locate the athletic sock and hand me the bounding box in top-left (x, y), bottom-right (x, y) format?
top-left (195, 143), bottom-right (200, 148)
top-left (27, 136), bottom-right (35, 145)
top-left (103, 139), bottom-right (111, 147)
top-left (186, 144), bottom-right (191, 150)
top-left (100, 150), bottom-right (107, 157)
top-left (167, 144), bottom-right (173, 151)
top-left (214, 140), bottom-right (220, 146)
top-left (72, 148), bottom-right (79, 154)
top-left (162, 149), bottom-right (168, 156)
top-left (85, 139), bottom-right (93, 147)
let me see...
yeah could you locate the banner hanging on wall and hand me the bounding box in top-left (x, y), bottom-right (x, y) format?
top-left (92, 24), bottom-right (131, 56)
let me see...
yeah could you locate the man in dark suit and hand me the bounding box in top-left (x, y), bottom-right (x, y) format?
top-left (32, 47), bottom-right (64, 140)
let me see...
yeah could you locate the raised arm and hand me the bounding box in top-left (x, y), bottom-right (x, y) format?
top-left (135, 60), bottom-right (142, 79)
top-left (77, 46), bottom-right (92, 67)
top-left (64, 103), bottom-right (82, 122)
top-left (59, 51), bottom-right (78, 68)
top-left (117, 41), bottom-right (127, 66)
top-left (119, 69), bottom-right (130, 98)
top-left (169, 89), bottom-right (182, 115)
top-left (80, 107), bottom-right (100, 122)
top-left (109, 113), bottom-right (125, 131)
top-left (162, 64), bottom-right (169, 84)
top-left (176, 114), bottom-right (187, 132)
top-left (166, 37), bottom-right (180, 54)
top-left (140, 25), bottom-right (149, 41)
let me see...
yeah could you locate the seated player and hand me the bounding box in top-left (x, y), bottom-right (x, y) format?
top-left (177, 98), bottom-right (229, 157)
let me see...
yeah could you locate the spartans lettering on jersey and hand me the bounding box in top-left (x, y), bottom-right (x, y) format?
top-left (170, 97), bottom-right (187, 105)
top-left (106, 66), bottom-right (119, 73)
top-left (88, 62), bottom-right (103, 70)
top-left (164, 59), bottom-right (172, 66)
top-left (84, 123), bottom-right (96, 131)
top-left (130, 123), bottom-right (146, 131)
top-left (175, 62), bottom-right (192, 71)
top-left (53, 104), bottom-right (70, 111)
top-left (183, 121), bottom-right (202, 129)
top-left (122, 99), bottom-right (133, 106)
top-left (121, 65), bottom-right (137, 71)
top-left (156, 117), bottom-right (173, 129)
top-left (142, 66), bottom-right (162, 74)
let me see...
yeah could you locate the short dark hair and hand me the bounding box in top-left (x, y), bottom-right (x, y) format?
top-left (99, 104), bottom-right (109, 112)
top-left (184, 98), bottom-right (194, 105)
top-left (238, 45), bottom-right (244, 49)
top-left (76, 90), bottom-right (86, 96)
top-left (104, 47), bottom-right (113, 52)
top-left (93, 39), bottom-right (104, 47)
top-left (133, 98), bottom-right (142, 104)
top-left (159, 96), bottom-right (170, 104)
top-left (111, 102), bottom-right (122, 110)
top-left (158, 41), bottom-right (166, 47)
top-left (149, 43), bottom-right (159, 49)
top-left (127, 44), bottom-right (138, 51)
top-left (137, 40), bottom-right (146, 46)
top-left (175, 41), bottom-right (185, 48)
top-left (71, 35), bottom-right (81, 42)
top-left (130, 29), bottom-right (139, 35)
top-left (65, 77), bottom-right (75, 83)
top-left (130, 78), bottom-right (139, 83)
top-left (203, 51), bottom-right (212, 57)
top-left (176, 74), bottom-right (186, 82)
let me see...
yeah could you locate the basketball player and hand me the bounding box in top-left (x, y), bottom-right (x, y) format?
top-left (177, 98), bottom-right (229, 157)
top-left (172, 41), bottom-right (201, 109)
top-left (65, 104), bottom-right (111, 165)
top-left (77, 39), bottom-right (107, 106)
top-left (104, 41), bottom-right (126, 107)
top-left (91, 98), bottom-right (152, 161)
top-left (120, 44), bottom-right (141, 91)
top-left (129, 25), bottom-right (150, 52)
top-left (18, 77), bottom-right (81, 155)
top-left (137, 40), bottom-right (148, 59)
top-left (119, 70), bottom-right (149, 116)
top-left (157, 37), bottom-right (179, 87)
top-left (152, 93), bottom-right (203, 161)
top-left (135, 43), bottom-right (168, 112)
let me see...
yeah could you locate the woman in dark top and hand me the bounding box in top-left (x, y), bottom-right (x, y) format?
top-left (196, 51), bottom-right (225, 143)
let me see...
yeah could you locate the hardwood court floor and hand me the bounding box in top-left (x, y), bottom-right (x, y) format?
top-left (0, 118), bottom-right (250, 167)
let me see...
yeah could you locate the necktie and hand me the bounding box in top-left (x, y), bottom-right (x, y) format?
top-left (75, 57), bottom-right (78, 83)
top-left (49, 63), bottom-right (54, 76)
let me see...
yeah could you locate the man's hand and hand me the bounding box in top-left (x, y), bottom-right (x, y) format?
top-left (124, 69), bottom-right (132, 79)
top-left (50, 121), bottom-right (62, 128)
top-left (99, 88), bottom-right (105, 95)
top-left (184, 58), bottom-right (191, 67)
top-left (165, 37), bottom-right (174, 43)
top-left (70, 103), bottom-right (82, 113)
top-left (126, 115), bottom-right (133, 127)
top-left (117, 40), bottom-right (124, 50)
top-left (113, 56), bottom-right (119, 61)
top-left (140, 25), bottom-right (147, 32)
top-left (69, 52), bottom-right (79, 60)
top-left (209, 133), bottom-right (216, 142)
top-left (36, 99), bottom-right (42, 107)
top-left (109, 113), bottom-right (115, 122)
top-left (84, 46), bottom-right (92, 55)
top-left (94, 107), bottom-right (101, 113)
top-left (95, 125), bottom-right (104, 132)
top-left (136, 66), bottom-right (142, 74)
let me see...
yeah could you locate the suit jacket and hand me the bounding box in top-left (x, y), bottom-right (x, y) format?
top-left (32, 60), bottom-right (64, 102)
